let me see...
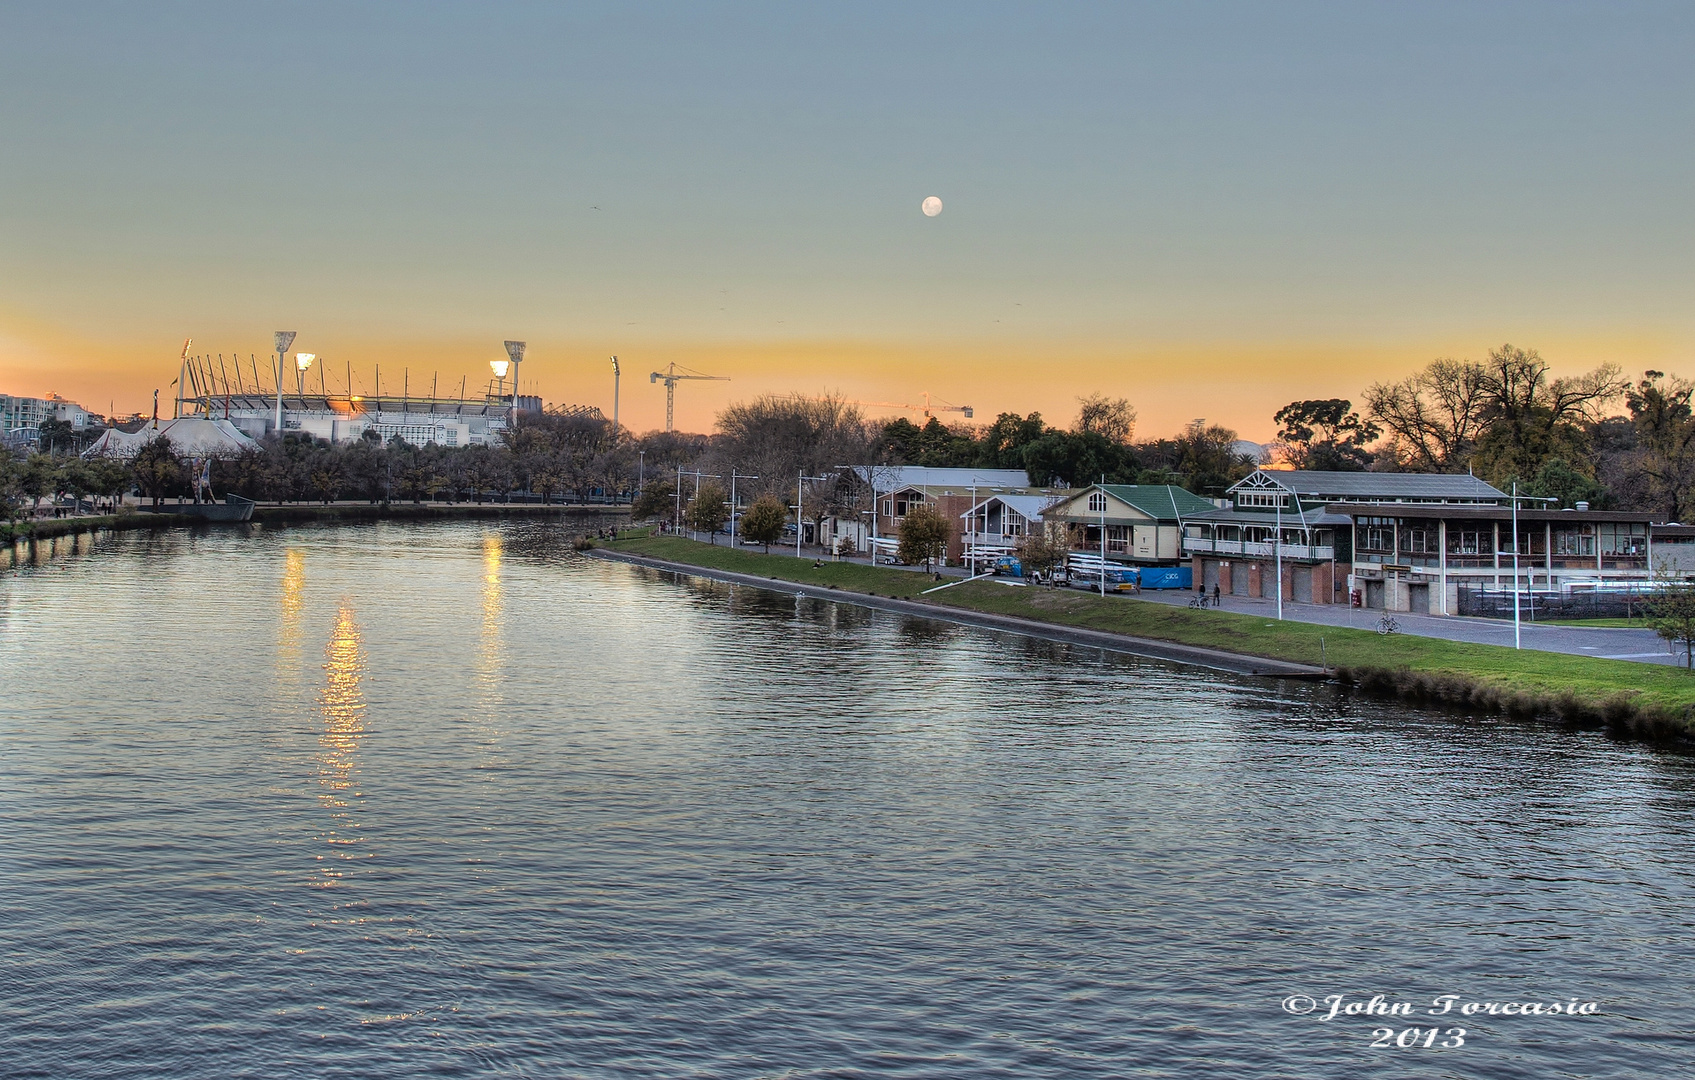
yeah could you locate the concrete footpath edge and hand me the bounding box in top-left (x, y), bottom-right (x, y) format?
top-left (587, 547), bottom-right (1329, 680)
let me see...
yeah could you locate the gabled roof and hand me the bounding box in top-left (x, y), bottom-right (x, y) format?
top-left (1102, 484), bottom-right (1217, 518)
top-left (1049, 484), bottom-right (1215, 522)
top-left (1232, 469), bottom-right (1506, 503)
top-left (854, 466), bottom-right (1031, 489)
top-left (958, 493), bottom-right (1059, 521)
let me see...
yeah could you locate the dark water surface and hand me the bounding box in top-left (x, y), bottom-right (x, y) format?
top-left (3, 522), bottom-right (1693, 1079)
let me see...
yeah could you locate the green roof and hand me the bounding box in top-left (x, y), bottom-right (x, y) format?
top-left (1100, 484), bottom-right (1216, 520)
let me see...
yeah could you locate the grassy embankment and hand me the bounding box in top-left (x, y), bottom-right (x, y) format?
top-left (602, 534), bottom-right (1695, 741)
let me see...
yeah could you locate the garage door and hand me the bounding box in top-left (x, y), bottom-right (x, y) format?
top-left (1293, 566), bottom-right (1313, 603)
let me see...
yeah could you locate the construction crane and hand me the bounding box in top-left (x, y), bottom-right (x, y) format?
top-left (840, 391), bottom-right (974, 420)
top-left (649, 362), bottom-right (729, 432)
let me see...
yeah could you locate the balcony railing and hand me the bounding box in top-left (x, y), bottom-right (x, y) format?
top-left (1184, 538), bottom-right (1334, 561)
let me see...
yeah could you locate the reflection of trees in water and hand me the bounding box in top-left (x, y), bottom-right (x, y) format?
top-left (896, 616), bottom-right (964, 647)
top-left (313, 600), bottom-right (368, 889)
top-left (499, 515), bottom-right (631, 561)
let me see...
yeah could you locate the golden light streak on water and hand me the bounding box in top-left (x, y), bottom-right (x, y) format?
top-left (312, 600), bottom-right (368, 889)
top-left (478, 533), bottom-right (504, 678)
top-left (471, 532), bottom-right (509, 776)
top-left (278, 549), bottom-right (306, 680)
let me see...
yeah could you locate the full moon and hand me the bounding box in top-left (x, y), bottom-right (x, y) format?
top-left (921, 196), bottom-right (943, 217)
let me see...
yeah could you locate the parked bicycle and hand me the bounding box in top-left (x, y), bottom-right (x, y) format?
top-left (1189, 594), bottom-right (1207, 609)
top-left (1377, 614), bottom-right (1400, 635)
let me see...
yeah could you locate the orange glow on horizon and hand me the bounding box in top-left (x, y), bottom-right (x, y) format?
top-left (4, 312), bottom-right (1690, 443)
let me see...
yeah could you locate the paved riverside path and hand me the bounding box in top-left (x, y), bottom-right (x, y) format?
top-left (1128, 586), bottom-right (1682, 666)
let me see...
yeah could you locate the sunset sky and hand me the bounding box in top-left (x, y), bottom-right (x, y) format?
top-left (3, 3), bottom-right (1693, 439)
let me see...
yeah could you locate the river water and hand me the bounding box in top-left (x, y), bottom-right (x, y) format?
top-left (2, 521), bottom-right (1693, 1079)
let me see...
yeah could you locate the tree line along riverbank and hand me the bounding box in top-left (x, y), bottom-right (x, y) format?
top-left (1, 501), bottom-right (628, 545)
top-left (595, 534), bottom-right (1695, 744)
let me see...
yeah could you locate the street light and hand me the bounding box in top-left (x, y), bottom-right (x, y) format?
top-left (730, 470), bottom-right (759, 549)
top-left (295, 353), bottom-right (316, 396)
top-left (1510, 483), bottom-right (1560, 649)
top-left (273, 331), bottom-right (296, 434)
top-left (503, 340), bottom-right (526, 425)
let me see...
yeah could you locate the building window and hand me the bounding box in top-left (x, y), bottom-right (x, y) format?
top-left (1087, 491), bottom-right (1106, 513)
top-left (1447, 530), bottom-right (1492, 556)
top-left (1554, 526), bottom-right (1595, 557)
top-left (1237, 491), bottom-right (1289, 509)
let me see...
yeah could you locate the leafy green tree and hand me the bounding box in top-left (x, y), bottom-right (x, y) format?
top-left (631, 478), bottom-right (676, 522)
top-left (739, 493), bottom-right (788, 553)
top-left (1520, 457), bottom-right (1609, 509)
top-left (132, 436), bottom-right (185, 508)
top-left (1619, 371), bottom-right (1695, 520)
top-left (0, 447), bottom-right (21, 521)
top-left (897, 502), bottom-right (950, 571)
top-left (1272, 398), bottom-right (1379, 470)
top-left (976, 411), bottom-right (1047, 468)
top-left (36, 419), bottom-right (78, 454)
top-left (684, 481), bottom-right (730, 543)
top-left (1647, 581), bottom-right (1695, 669)
top-left (86, 458), bottom-right (132, 512)
top-left (1022, 429), bottom-right (1137, 488)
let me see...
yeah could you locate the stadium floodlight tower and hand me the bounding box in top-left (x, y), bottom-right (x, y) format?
top-left (273, 331), bottom-right (296, 434)
top-left (504, 340), bottom-right (526, 424)
top-left (295, 353), bottom-right (316, 396)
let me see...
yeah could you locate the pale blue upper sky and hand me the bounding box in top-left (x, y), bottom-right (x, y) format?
top-left (3, 2), bottom-right (1693, 430)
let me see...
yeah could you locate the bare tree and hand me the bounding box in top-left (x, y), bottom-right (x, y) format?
top-left (1074, 394), bottom-right (1137, 445)
top-left (1363, 358), bottom-right (1490, 471)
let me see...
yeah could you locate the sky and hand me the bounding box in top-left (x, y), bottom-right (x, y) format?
top-left (2, 2), bottom-right (1693, 439)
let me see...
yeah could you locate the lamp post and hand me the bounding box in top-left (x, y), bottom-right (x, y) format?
top-left (1274, 493), bottom-right (1284, 621)
top-left (610, 356), bottom-right (620, 432)
top-left (1510, 483), bottom-right (1560, 649)
top-left (489, 358), bottom-right (509, 414)
top-left (730, 470), bottom-right (758, 548)
top-left (273, 331), bottom-right (296, 435)
top-left (503, 341), bottom-right (526, 426)
top-left (1099, 490), bottom-right (1107, 597)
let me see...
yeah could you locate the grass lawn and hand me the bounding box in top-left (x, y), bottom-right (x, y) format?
top-left (1537, 617), bottom-right (1651, 629)
top-left (604, 534), bottom-right (1695, 728)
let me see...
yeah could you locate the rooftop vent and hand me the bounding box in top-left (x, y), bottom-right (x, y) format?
top-left (1576, 501), bottom-right (1590, 512)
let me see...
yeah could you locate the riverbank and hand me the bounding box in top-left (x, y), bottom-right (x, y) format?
top-left (2, 501), bottom-right (627, 544)
top-left (596, 535), bottom-right (1695, 742)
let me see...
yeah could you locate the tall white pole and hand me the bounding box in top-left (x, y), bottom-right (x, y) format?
top-left (1099, 492), bottom-right (1107, 597)
top-left (1513, 482), bottom-right (1522, 650)
top-left (797, 471), bottom-right (804, 558)
top-left (1276, 497), bottom-right (1284, 621)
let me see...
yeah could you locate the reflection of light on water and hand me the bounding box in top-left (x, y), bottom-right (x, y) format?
top-left (478, 533), bottom-right (504, 677)
top-left (473, 533), bottom-right (508, 771)
top-left (313, 600), bottom-right (368, 888)
top-left (279, 549), bottom-right (307, 675)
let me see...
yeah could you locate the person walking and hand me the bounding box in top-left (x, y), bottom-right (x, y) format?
top-left (1211, 582), bottom-right (1221, 607)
